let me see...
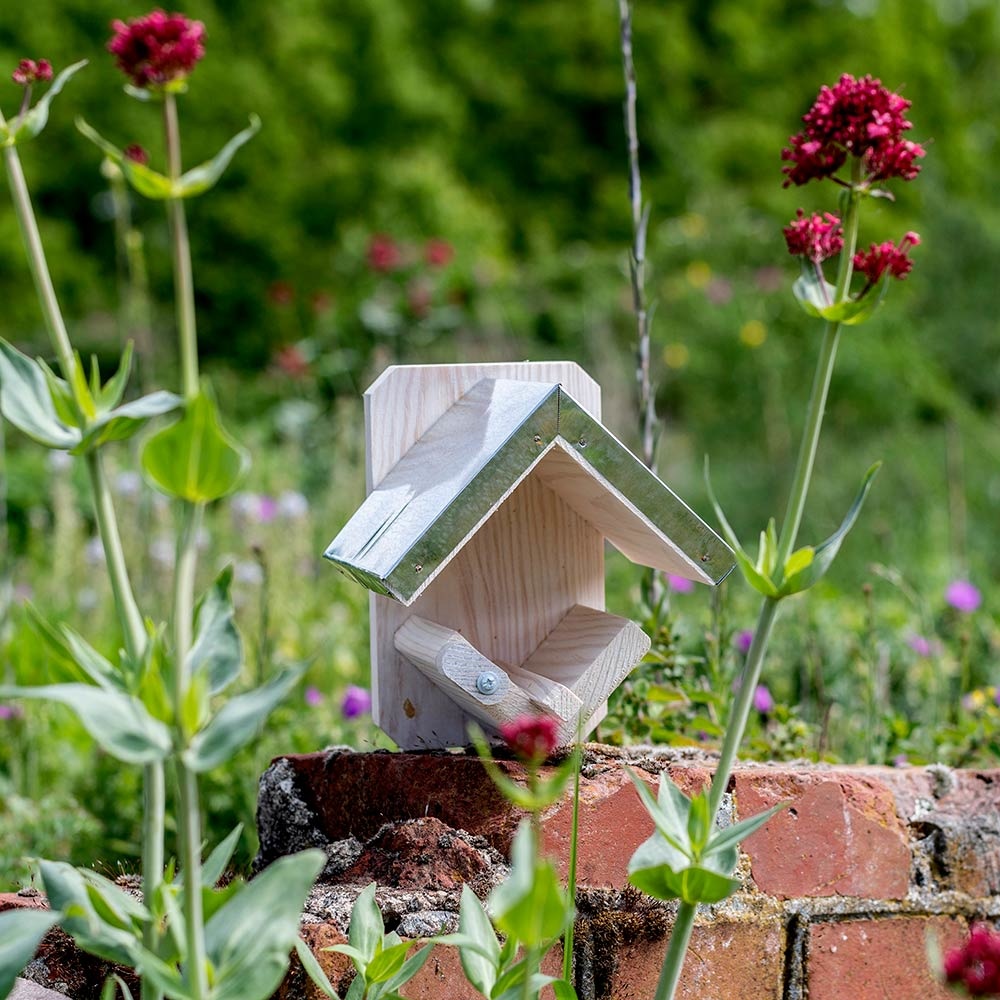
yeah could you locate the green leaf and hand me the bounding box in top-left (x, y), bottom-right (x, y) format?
top-left (74, 391), bottom-right (183, 455)
top-left (24, 603), bottom-right (123, 691)
top-left (0, 683), bottom-right (171, 764)
top-left (378, 944), bottom-right (432, 998)
top-left (347, 883), bottom-right (383, 968)
top-left (141, 387), bottom-right (249, 502)
top-left (183, 666), bottom-right (303, 772)
top-left (0, 340), bottom-right (81, 448)
top-left (201, 824), bottom-right (243, 888)
top-left (703, 457), bottom-right (778, 597)
top-left (295, 937), bottom-right (342, 1000)
top-left (0, 908), bottom-right (60, 996)
top-left (755, 519), bottom-right (778, 578)
top-left (75, 118), bottom-right (174, 198)
top-left (204, 849), bottom-right (325, 1000)
top-left (94, 343), bottom-right (133, 412)
top-left (686, 790), bottom-right (712, 855)
top-left (706, 802), bottom-right (788, 857)
top-left (175, 116), bottom-right (261, 197)
top-left (792, 265), bottom-right (837, 319)
top-left (779, 463), bottom-right (882, 596)
top-left (365, 940), bottom-right (411, 985)
top-left (39, 861), bottom-right (140, 966)
top-left (3, 61), bottom-right (88, 146)
top-left (793, 259), bottom-right (891, 326)
top-left (782, 546), bottom-right (815, 581)
top-left (627, 834), bottom-right (739, 905)
top-left (453, 885), bottom-right (500, 996)
top-left (187, 568), bottom-right (242, 694)
top-left (552, 980), bottom-right (580, 1000)
top-left (625, 769), bottom-right (691, 859)
top-left (488, 823), bottom-right (570, 947)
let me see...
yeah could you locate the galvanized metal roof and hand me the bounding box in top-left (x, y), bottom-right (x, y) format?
top-left (325, 378), bottom-right (733, 604)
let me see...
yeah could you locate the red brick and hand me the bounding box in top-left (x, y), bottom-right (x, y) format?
top-left (395, 941), bottom-right (565, 1000)
top-left (735, 769), bottom-right (910, 899)
top-left (807, 916), bottom-right (967, 1000)
top-left (607, 916), bottom-right (785, 1000)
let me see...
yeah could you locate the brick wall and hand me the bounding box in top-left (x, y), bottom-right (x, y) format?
top-left (258, 747), bottom-right (1000, 1000)
top-left (8, 746), bottom-right (999, 999)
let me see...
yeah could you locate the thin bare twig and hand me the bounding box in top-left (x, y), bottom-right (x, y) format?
top-left (618, 0), bottom-right (657, 473)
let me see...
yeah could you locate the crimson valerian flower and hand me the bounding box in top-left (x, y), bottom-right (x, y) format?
top-left (124, 144), bottom-right (149, 165)
top-left (500, 714), bottom-right (559, 764)
top-left (853, 232), bottom-right (920, 285)
top-left (108, 10), bottom-right (206, 89)
top-left (11, 59), bottom-right (52, 86)
top-left (782, 74), bottom-right (925, 187)
top-left (944, 924), bottom-right (1000, 995)
top-left (367, 234), bottom-right (402, 273)
top-left (783, 210), bottom-right (844, 263)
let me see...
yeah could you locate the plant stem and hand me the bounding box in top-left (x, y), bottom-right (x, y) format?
top-left (2, 139), bottom-right (80, 413)
top-left (178, 760), bottom-right (208, 999)
top-left (617, 0), bottom-right (656, 474)
top-left (173, 502), bottom-right (208, 998)
top-left (654, 902), bottom-right (696, 1000)
top-left (163, 93), bottom-right (199, 400)
top-left (562, 747), bottom-right (582, 985)
top-left (707, 597), bottom-right (780, 817)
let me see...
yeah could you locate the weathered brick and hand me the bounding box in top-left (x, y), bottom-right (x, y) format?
top-left (735, 769), bottom-right (910, 899)
top-left (807, 916), bottom-right (967, 1000)
top-left (605, 915), bottom-right (785, 1000)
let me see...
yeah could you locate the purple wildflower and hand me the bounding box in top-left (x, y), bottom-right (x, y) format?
top-left (946, 580), bottom-right (982, 614)
top-left (753, 684), bottom-right (774, 714)
top-left (667, 575), bottom-right (695, 594)
top-left (304, 685), bottom-right (322, 708)
top-left (341, 685), bottom-right (371, 719)
top-left (907, 634), bottom-right (932, 657)
top-left (735, 629), bottom-right (754, 655)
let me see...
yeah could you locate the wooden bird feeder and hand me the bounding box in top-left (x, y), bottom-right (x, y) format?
top-left (325, 362), bottom-right (734, 749)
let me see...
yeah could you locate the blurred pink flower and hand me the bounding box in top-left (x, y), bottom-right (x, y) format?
top-left (367, 234), bottom-right (401, 273)
top-left (946, 579), bottom-right (982, 614)
top-left (425, 238), bottom-right (454, 267)
top-left (500, 714), bottom-right (559, 763)
top-left (753, 684), bottom-right (774, 714)
top-left (734, 629), bottom-right (754, 655)
top-left (945, 924), bottom-right (1000, 996)
top-left (783, 210), bottom-right (844, 263)
top-left (0, 704), bottom-right (23, 721)
top-left (341, 685), bottom-right (371, 719)
top-left (124, 144), bottom-right (149, 165)
top-left (108, 10), bottom-right (206, 89)
top-left (853, 232), bottom-right (920, 284)
top-left (667, 575), bottom-right (694, 594)
top-left (907, 633), bottom-right (933, 657)
top-left (304, 686), bottom-right (322, 708)
top-left (12, 59), bottom-right (52, 86)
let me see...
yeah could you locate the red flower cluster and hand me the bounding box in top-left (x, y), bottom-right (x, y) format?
top-left (108, 10), bottom-right (206, 88)
top-left (783, 210), bottom-right (844, 263)
top-left (12, 59), bottom-right (52, 86)
top-left (367, 234), bottom-right (402, 273)
top-left (853, 231), bottom-right (920, 284)
top-left (945, 925), bottom-right (1000, 996)
top-left (500, 715), bottom-right (559, 764)
top-left (782, 74), bottom-right (925, 187)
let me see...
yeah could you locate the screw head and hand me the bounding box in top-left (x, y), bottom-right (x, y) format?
top-left (476, 670), bottom-right (500, 695)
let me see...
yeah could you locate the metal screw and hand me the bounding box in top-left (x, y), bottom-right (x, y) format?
top-left (532, 434), bottom-right (543, 446)
top-left (700, 553), bottom-right (710, 563)
top-left (413, 562), bottom-right (423, 574)
top-left (578, 437), bottom-right (588, 448)
top-left (476, 671), bottom-right (500, 695)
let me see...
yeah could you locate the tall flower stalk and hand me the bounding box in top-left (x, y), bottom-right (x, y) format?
top-left (0, 15), bottom-right (320, 1000)
top-left (623, 72), bottom-right (924, 1000)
